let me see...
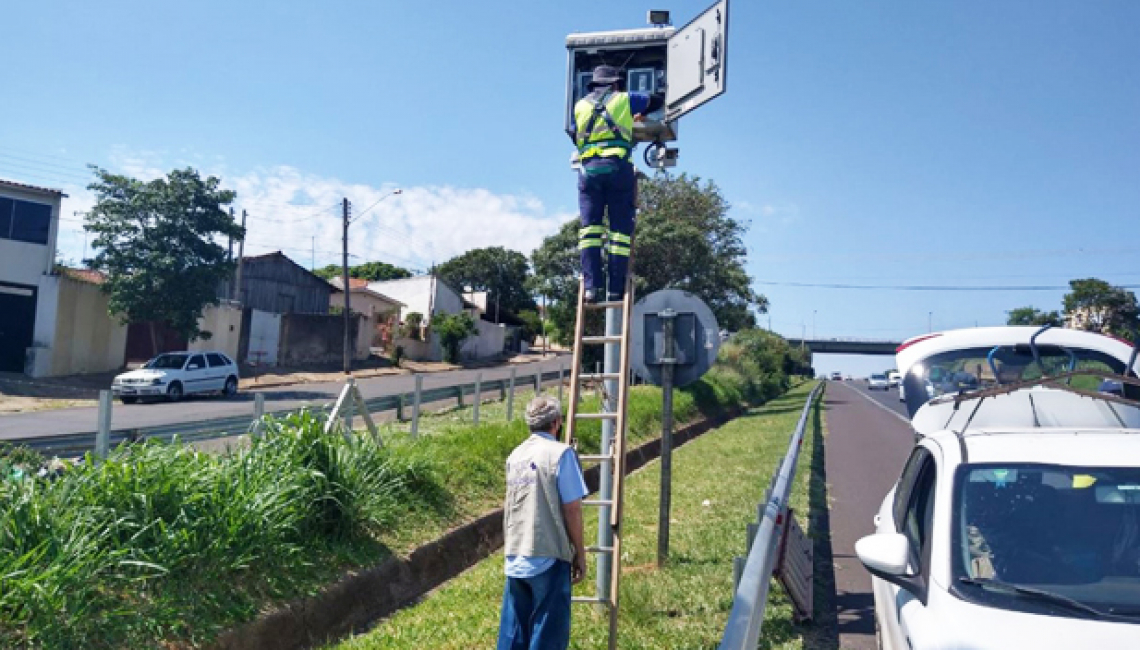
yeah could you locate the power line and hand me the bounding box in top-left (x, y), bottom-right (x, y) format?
top-left (754, 280), bottom-right (1140, 291)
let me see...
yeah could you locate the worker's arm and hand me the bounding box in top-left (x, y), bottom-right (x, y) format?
top-left (630, 92), bottom-right (666, 116)
top-left (561, 499), bottom-right (587, 584)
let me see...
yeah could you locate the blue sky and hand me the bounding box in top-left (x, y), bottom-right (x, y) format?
top-left (3, 1), bottom-right (1138, 375)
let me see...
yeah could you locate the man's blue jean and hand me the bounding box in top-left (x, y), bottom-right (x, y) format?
top-left (497, 561), bottom-right (572, 650)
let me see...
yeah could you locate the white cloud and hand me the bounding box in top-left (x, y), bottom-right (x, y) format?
top-left (54, 159), bottom-right (574, 273)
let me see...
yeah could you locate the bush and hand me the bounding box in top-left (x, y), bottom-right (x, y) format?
top-left (402, 312), bottom-right (424, 340)
top-left (431, 312), bottom-right (477, 363)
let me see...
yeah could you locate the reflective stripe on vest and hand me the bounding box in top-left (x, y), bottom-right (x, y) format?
top-left (574, 91), bottom-right (634, 161)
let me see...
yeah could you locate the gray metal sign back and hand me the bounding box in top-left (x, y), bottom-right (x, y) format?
top-left (666, 0), bottom-right (729, 122)
top-left (632, 289), bottom-right (720, 386)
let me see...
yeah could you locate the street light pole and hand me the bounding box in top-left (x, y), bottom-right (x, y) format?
top-left (342, 188), bottom-right (402, 374)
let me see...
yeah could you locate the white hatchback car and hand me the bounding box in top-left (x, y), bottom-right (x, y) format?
top-left (112, 351), bottom-right (239, 404)
top-left (858, 327), bottom-right (1140, 648)
top-left (868, 373), bottom-right (891, 390)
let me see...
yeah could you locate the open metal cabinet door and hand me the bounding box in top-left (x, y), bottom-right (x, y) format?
top-left (665, 0), bottom-right (729, 122)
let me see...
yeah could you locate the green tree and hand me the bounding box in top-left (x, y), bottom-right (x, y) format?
top-left (1063, 278), bottom-right (1140, 340)
top-left (436, 247), bottom-right (536, 322)
top-left (532, 174), bottom-right (765, 343)
top-left (84, 167), bottom-right (243, 353)
top-left (431, 312), bottom-right (477, 363)
top-left (1006, 306), bottom-right (1063, 327)
top-left (314, 260), bottom-right (411, 282)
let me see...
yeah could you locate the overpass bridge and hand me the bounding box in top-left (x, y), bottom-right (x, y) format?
top-left (785, 337), bottom-right (901, 355)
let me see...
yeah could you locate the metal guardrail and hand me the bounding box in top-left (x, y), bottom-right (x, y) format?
top-left (718, 381), bottom-right (823, 650)
top-left (6, 367), bottom-right (571, 458)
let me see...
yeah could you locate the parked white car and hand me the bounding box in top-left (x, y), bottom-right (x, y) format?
top-left (868, 373), bottom-right (890, 390)
top-left (858, 326), bottom-right (1140, 648)
top-left (112, 352), bottom-right (239, 404)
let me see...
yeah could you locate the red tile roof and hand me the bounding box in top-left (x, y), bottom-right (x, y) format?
top-left (60, 267), bottom-right (106, 285)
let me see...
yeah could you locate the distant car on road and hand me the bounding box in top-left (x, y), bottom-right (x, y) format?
top-left (868, 373), bottom-right (890, 390)
top-left (830, 371), bottom-right (843, 381)
top-left (888, 370), bottom-right (901, 387)
top-left (112, 352), bottom-right (239, 404)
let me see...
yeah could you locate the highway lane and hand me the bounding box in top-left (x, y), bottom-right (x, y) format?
top-left (0, 355), bottom-right (569, 441)
top-left (822, 380), bottom-right (914, 649)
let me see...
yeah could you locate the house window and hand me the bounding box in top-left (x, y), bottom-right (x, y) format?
top-left (0, 197), bottom-right (52, 245)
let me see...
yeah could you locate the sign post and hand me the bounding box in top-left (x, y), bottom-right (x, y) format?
top-left (657, 308), bottom-right (677, 566)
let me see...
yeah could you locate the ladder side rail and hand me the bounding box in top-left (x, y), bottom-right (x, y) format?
top-left (564, 277), bottom-right (589, 445)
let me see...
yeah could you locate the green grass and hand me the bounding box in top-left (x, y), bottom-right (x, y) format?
top-left (0, 366), bottom-right (768, 648)
top-left (328, 381), bottom-right (821, 650)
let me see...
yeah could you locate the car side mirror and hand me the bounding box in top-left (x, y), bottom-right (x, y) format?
top-left (855, 533), bottom-right (928, 602)
top-left (855, 532), bottom-right (910, 576)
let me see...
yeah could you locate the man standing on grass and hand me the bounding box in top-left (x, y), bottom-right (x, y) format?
top-left (498, 395), bottom-right (588, 650)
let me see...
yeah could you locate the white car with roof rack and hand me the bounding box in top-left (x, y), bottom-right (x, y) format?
top-left (112, 351), bottom-right (239, 404)
top-left (857, 326), bottom-right (1140, 649)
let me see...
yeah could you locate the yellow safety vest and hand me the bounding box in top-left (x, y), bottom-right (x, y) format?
top-left (574, 91), bottom-right (634, 161)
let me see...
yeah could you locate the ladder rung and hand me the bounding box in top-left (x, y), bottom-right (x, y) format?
top-left (583, 499), bottom-right (614, 507)
top-left (584, 301), bottom-right (625, 310)
top-left (578, 454), bottom-right (614, 463)
top-left (575, 412), bottom-right (618, 420)
top-left (572, 596), bottom-right (612, 606)
top-left (581, 335), bottom-right (622, 345)
top-left (585, 545), bottom-right (614, 553)
top-left (579, 373), bottom-right (621, 381)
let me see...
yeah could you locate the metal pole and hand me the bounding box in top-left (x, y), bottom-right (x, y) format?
top-left (658, 309), bottom-right (676, 567)
top-left (342, 198), bottom-right (352, 374)
top-left (343, 377), bottom-right (355, 434)
top-left (411, 374), bottom-right (422, 437)
top-left (596, 304), bottom-right (620, 597)
top-left (507, 367), bottom-right (517, 420)
top-left (233, 209), bottom-right (247, 301)
top-left (534, 372), bottom-right (541, 395)
top-left (95, 390), bottom-right (112, 460)
top-left (253, 393), bottom-right (265, 437)
top-left (473, 372), bottom-right (482, 424)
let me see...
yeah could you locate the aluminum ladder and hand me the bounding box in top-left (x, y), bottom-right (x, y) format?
top-left (563, 271), bottom-right (635, 650)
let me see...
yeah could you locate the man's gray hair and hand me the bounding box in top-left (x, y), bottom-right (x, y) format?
top-left (525, 394), bottom-right (563, 432)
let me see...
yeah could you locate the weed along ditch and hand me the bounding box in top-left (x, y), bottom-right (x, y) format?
top-left (0, 333), bottom-right (808, 649)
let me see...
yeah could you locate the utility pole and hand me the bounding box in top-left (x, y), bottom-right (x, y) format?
top-left (342, 198), bottom-right (352, 374)
top-left (233, 209), bottom-right (247, 302)
top-left (228, 207), bottom-right (235, 263)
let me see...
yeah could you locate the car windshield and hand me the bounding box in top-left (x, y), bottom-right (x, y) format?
top-left (954, 463), bottom-right (1140, 619)
top-left (902, 345), bottom-right (1133, 417)
top-left (871, 373), bottom-right (887, 380)
top-left (144, 353), bottom-right (189, 370)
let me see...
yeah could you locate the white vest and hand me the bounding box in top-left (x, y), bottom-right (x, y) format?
top-left (503, 434), bottom-right (575, 563)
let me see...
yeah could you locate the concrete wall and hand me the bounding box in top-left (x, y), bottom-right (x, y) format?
top-left (460, 318), bottom-right (506, 360)
top-left (278, 313), bottom-right (366, 366)
top-left (189, 304), bottom-right (243, 360)
top-left (27, 274), bottom-right (127, 377)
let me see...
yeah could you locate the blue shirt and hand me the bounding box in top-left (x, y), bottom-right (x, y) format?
top-left (504, 432), bottom-right (589, 578)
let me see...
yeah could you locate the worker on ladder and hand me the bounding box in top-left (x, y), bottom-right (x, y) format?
top-left (498, 395), bottom-right (589, 650)
top-left (572, 64), bottom-right (663, 302)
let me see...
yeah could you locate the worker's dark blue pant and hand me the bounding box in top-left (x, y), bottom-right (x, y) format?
top-left (577, 159), bottom-right (636, 297)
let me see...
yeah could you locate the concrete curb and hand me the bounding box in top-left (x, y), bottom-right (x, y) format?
top-left (209, 406), bottom-right (743, 650)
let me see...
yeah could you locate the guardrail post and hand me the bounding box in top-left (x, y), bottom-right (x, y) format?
top-left (95, 390), bottom-right (112, 460)
top-left (534, 372), bottom-right (541, 395)
top-left (473, 372), bottom-right (482, 425)
top-left (456, 383), bottom-right (465, 408)
top-left (411, 374), bottom-right (423, 438)
top-left (506, 367), bottom-right (516, 421)
top-left (558, 361), bottom-right (565, 403)
top-left (251, 393), bottom-right (266, 437)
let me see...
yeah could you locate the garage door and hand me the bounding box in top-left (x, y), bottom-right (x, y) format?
top-left (0, 283), bottom-right (37, 373)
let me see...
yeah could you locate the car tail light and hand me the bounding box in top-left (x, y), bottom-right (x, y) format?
top-left (896, 333), bottom-right (942, 354)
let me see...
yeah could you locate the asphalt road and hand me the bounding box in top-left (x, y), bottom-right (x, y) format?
top-left (822, 380), bottom-right (913, 649)
top-left (0, 355), bottom-right (570, 441)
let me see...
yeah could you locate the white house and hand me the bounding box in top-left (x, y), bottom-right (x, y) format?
top-left (368, 275), bottom-right (511, 361)
top-left (0, 179), bottom-right (65, 375)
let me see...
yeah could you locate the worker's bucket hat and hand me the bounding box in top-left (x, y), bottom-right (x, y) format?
top-left (589, 65), bottom-right (623, 86)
